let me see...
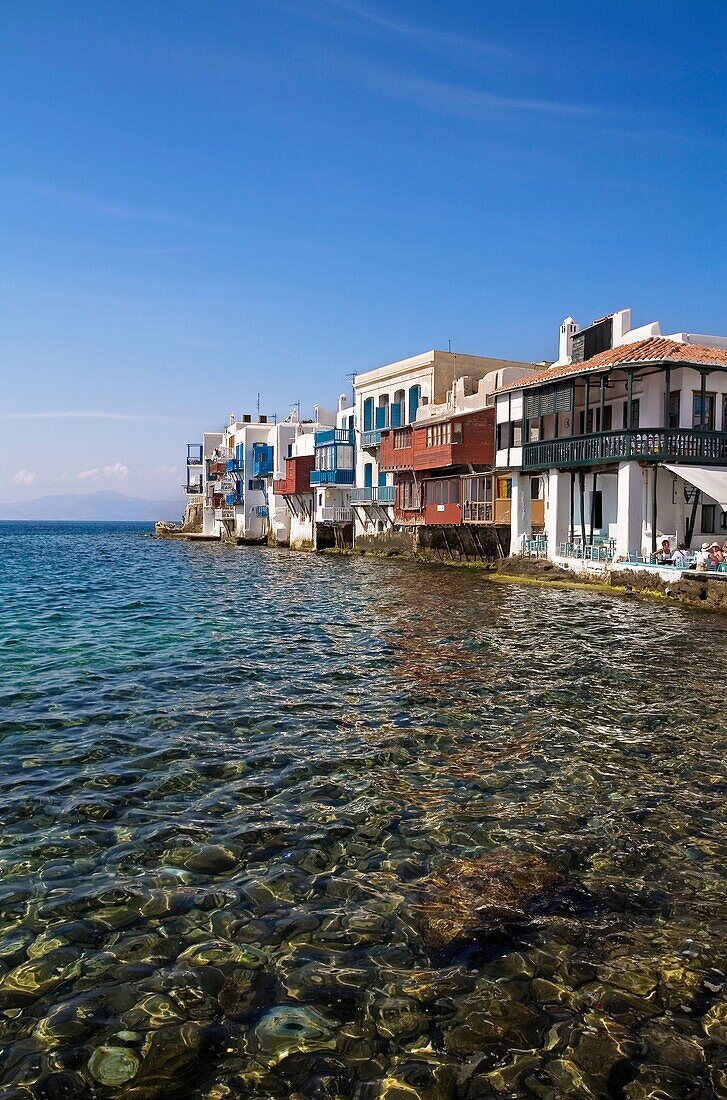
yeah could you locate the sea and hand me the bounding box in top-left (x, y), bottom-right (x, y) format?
top-left (0, 522), bottom-right (724, 1098)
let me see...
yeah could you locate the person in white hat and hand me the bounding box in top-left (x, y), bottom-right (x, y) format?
top-left (695, 543), bottom-right (712, 571)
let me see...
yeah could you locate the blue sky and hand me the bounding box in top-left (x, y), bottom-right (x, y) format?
top-left (2, 0), bottom-right (726, 501)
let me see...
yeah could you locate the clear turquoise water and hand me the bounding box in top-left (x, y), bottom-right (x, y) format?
top-left (0, 523), bottom-right (725, 1098)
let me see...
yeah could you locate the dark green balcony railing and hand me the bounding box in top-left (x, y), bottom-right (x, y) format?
top-left (522, 429), bottom-right (727, 470)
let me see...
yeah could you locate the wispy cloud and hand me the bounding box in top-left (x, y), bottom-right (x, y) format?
top-left (77, 463), bottom-right (129, 481)
top-left (2, 411), bottom-right (193, 423)
top-left (370, 69), bottom-right (602, 119)
top-left (12, 470), bottom-right (38, 485)
top-left (322, 0), bottom-right (506, 56)
top-left (0, 177), bottom-right (230, 235)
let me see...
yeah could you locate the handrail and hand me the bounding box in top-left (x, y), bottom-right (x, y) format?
top-left (523, 428), bottom-right (727, 470)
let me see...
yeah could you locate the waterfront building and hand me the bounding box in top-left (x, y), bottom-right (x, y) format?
top-left (201, 414), bottom-right (276, 541)
top-left (353, 350), bottom-right (543, 554)
top-left (311, 395), bottom-right (356, 549)
top-left (495, 308), bottom-right (727, 564)
top-left (271, 404), bottom-right (336, 549)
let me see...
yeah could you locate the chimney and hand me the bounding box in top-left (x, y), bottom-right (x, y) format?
top-left (242, 414), bottom-right (251, 424)
top-left (559, 317), bottom-right (579, 363)
top-left (229, 413), bottom-right (236, 426)
top-left (338, 393), bottom-right (347, 413)
top-left (259, 415), bottom-right (268, 424)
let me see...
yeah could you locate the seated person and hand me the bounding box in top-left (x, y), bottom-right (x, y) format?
top-left (652, 538), bottom-right (672, 564)
top-left (695, 543), bottom-right (712, 571)
top-left (671, 543), bottom-right (691, 568)
top-left (709, 542), bottom-right (724, 567)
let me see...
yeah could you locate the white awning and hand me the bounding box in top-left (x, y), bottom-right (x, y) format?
top-left (664, 464), bottom-right (727, 511)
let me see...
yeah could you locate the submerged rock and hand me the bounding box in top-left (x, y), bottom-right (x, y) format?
top-left (251, 1004), bottom-right (337, 1065)
top-left (417, 851), bottom-right (561, 948)
top-left (87, 1045), bottom-right (140, 1086)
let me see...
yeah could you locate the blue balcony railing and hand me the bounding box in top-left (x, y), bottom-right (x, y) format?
top-left (361, 430), bottom-right (381, 448)
top-left (187, 444), bottom-right (203, 465)
top-left (225, 492), bottom-right (242, 505)
top-left (351, 485), bottom-right (395, 504)
top-left (314, 427), bottom-right (355, 447)
top-left (226, 459), bottom-right (243, 474)
top-left (310, 469), bottom-right (355, 486)
top-left (255, 505), bottom-right (269, 517)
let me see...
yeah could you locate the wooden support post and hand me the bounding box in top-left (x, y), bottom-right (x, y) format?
top-left (663, 366), bottom-right (671, 428)
top-left (626, 371), bottom-right (634, 431)
top-left (599, 375), bottom-right (606, 432)
top-left (699, 371), bottom-right (707, 429)
top-left (651, 466), bottom-right (658, 555)
top-left (584, 379), bottom-right (590, 434)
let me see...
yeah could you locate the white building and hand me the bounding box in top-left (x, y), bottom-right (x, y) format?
top-left (311, 395), bottom-right (356, 549)
top-left (351, 350), bottom-right (541, 543)
top-left (269, 404), bottom-right (336, 549)
top-left (495, 308), bottom-right (727, 564)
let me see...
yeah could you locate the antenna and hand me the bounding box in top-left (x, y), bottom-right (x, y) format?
top-left (448, 339), bottom-right (451, 353)
top-left (256, 392), bottom-right (261, 420)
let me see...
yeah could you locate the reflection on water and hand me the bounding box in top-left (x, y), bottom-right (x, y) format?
top-left (0, 523), bottom-right (725, 1098)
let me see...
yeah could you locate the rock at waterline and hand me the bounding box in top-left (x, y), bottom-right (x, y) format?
top-left (418, 852), bottom-right (562, 948)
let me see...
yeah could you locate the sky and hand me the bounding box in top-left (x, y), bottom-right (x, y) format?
top-left (1, 0), bottom-right (726, 502)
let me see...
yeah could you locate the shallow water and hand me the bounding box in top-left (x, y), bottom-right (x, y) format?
top-left (0, 522), bottom-right (725, 1098)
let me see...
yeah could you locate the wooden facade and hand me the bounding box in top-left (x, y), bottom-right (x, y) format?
top-left (273, 455), bottom-right (315, 496)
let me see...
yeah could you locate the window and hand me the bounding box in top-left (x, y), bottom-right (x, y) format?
top-left (623, 399), bottom-right (640, 429)
top-left (669, 391), bottom-right (681, 429)
top-left (393, 428), bottom-right (410, 450)
top-left (452, 422), bottom-right (463, 444)
top-left (595, 405), bottom-right (612, 432)
top-left (702, 504), bottom-right (715, 532)
top-left (425, 479), bottom-right (460, 506)
top-left (693, 391), bottom-right (716, 430)
top-left (464, 476), bottom-right (491, 503)
top-left (530, 477), bottom-right (542, 500)
top-left (336, 445), bottom-right (354, 470)
top-left (512, 422), bottom-right (522, 447)
top-left (497, 423), bottom-right (507, 450)
top-left (426, 422), bottom-right (452, 447)
top-left (399, 480), bottom-right (421, 510)
top-left (579, 409), bottom-right (594, 434)
top-left (720, 511), bottom-right (727, 531)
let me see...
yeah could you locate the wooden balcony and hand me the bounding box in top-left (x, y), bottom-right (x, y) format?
top-left (522, 429), bottom-right (727, 471)
top-left (273, 455), bottom-right (314, 495)
top-left (380, 426), bottom-right (414, 471)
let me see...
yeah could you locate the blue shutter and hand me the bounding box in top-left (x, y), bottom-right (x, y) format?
top-left (363, 398), bottom-right (373, 432)
top-left (408, 386), bottom-right (420, 423)
top-left (391, 403), bottom-right (402, 428)
top-left (364, 463), bottom-right (373, 488)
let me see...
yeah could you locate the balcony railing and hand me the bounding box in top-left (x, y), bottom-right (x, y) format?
top-left (315, 427), bottom-right (355, 446)
top-left (319, 506), bottom-right (354, 524)
top-left (352, 485), bottom-right (396, 505)
top-left (523, 429), bottom-right (727, 470)
top-left (186, 444), bottom-right (203, 465)
top-left (462, 501), bottom-right (493, 523)
top-left (255, 505), bottom-right (269, 517)
top-left (185, 483), bottom-right (203, 495)
top-left (361, 430), bottom-right (381, 448)
top-left (310, 469), bottom-right (355, 486)
top-left (226, 459), bottom-right (243, 474)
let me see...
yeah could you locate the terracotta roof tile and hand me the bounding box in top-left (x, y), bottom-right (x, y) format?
top-left (496, 337), bottom-right (727, 393)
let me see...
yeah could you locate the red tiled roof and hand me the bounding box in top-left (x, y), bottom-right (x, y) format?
top-left (496, 337), bottom-right (727, 393)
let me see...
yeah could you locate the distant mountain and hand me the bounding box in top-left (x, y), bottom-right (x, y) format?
top-left (0, 490), bottom-right (185, 522)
